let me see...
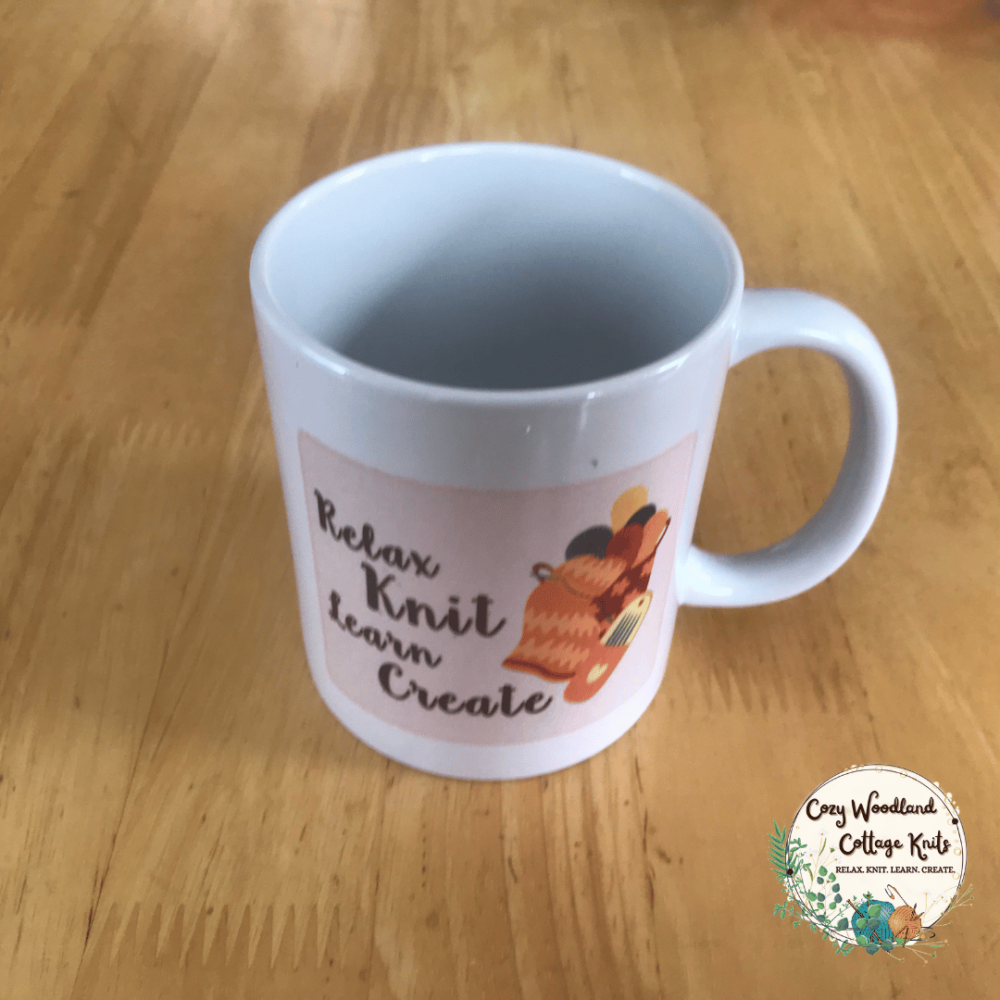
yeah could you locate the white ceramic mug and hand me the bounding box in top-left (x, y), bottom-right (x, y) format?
top-left (250, 143), bottom-right (896, 780)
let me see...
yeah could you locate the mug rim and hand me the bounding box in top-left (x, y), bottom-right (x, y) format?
top-left (249, 142), bottom-right (745, 406)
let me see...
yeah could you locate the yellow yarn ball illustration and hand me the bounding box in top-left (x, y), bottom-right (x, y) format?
top-left (610, 486), bottom-right (649, 533)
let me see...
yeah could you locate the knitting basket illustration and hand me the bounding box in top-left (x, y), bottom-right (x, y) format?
top-left (503, 486), bottom-right (671, 703)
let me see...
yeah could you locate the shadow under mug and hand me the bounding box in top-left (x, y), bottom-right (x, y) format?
top-left (250, 143), bottom-right (896, 780)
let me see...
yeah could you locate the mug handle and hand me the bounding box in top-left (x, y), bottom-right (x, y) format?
top-left (678, 288), bottom-right (898, 607)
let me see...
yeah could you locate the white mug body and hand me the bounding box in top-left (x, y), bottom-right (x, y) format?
top-left (250, 143), bottom-right (894, 780)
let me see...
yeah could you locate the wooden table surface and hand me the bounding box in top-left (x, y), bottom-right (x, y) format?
top-left (3, 0), bottom-right (999, 996)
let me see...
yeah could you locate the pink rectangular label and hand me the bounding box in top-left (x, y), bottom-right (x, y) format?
top-left (299, 430), bottom-right (696, 745)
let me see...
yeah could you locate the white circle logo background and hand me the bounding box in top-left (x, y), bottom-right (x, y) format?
top-left (787, 765), bottom-right (966, 943)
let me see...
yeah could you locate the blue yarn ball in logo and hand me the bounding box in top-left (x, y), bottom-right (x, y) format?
top-left (851, 899), bottom-right (895, 953)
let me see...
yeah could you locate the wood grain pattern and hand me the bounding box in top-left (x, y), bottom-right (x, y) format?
top-left (2, 0), bottom-right (999, 996)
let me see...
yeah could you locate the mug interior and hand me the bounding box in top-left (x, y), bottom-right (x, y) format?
top-left (255, 145), bottom-right (738, 391)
